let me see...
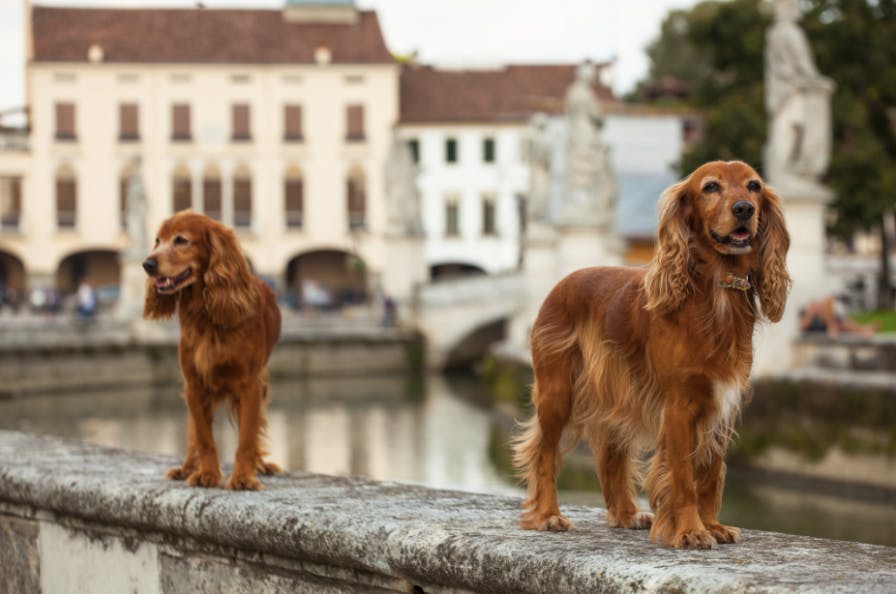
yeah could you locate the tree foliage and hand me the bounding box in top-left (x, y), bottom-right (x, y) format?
top-left (639, 0), bottom-right (896, 306)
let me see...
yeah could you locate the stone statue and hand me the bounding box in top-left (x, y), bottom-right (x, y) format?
top-left (528, 113), bottom-right (553, 223)
top-left (562, 62), bottom-right (617, 228)
top-left (384, 131), bottom-right (423, 237)
top-left (764, 0), bottom-right (834, 194)
top-left (125, 155), bottom-right (148, 258)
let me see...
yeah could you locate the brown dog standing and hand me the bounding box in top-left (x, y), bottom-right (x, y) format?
top-left (143, 210), bottom-right (281, 490)
top-left (513, 161), bottom-right (790, 548)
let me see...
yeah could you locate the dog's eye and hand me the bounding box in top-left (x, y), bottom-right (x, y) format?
top-left (154, 237), bottom-right (159, 247)
top-left (174, 235), bottom-right (189, 246)
top-left (702, 181), bottom-right (720, 193)
top-left (747, 180), bottom-right (761, 192)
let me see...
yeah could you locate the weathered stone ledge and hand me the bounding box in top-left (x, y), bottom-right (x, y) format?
top-left (1, 430), bottom-right (894, 593)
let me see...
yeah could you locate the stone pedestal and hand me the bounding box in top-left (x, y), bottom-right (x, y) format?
top-left (508, 223), bottom-right (557, 349)
top-left (381, 235), bottom-right (427, 325)
top-left (754, 187), bottom-right (834, 376)
top-left (556, 226), bottom-right (625, 278)
top-left (115, 258), bottom-right (146, 323)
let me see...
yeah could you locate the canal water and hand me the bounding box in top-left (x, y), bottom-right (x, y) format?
top-left (1, 373), bottom-right (893, 547)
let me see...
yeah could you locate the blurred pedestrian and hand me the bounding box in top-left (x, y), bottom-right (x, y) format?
top-left (382, 295), bottom-right (396, 327)
top-left (77, 278), bottom-right (97, 320)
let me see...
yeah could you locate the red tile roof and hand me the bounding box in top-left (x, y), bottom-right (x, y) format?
top-left (31, 5), bottom-right (394, 64)
top-left (399, 64), bottom-right (615, 124)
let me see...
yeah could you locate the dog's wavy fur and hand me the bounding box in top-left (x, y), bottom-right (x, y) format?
top-left (144, 210), bottom-right (281, 491)
top-left (513, 161), bottom-right (790, 548)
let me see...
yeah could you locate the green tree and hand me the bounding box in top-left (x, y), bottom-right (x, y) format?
top-left (803, 0), bottom-right (896, 308)
top-left (638, 0), bottom-right (896, 308)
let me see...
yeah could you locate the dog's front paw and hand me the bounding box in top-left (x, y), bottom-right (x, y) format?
top-left (670, 528), bottom-right (716, 550)
top-left (521, 512), bottom-right (573, 532)
top-left (705, 522), bottom-right (741, 544)
top-left (226, 473), bottom-right (262, 491)
top-left (185, 468), bottom-right (223, 488)
top-left (166, 465), bottom-right (194, 481)
top-left (609, 511), bottom-right (654, 530)
top-left (255, 459), bottom-right (282, 476)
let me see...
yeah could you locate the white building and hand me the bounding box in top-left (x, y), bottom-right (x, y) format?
top-left (1, 0), bottom-right (402, 308)
top-left (397, 65), bottom-right (686, 279)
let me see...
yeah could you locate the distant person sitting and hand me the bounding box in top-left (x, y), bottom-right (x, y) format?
top-left (799, 294), bottom-right (878, 338)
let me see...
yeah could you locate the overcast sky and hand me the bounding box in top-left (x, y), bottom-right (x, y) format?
top-left (0, 0), bottom-right (700, 111)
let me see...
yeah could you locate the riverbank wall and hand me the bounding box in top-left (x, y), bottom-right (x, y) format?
top-left (2, 430), bottom-right (894, 593)
top-left (486, 335), bottom-right (896, 498)
top-left (0, 314), bottom-right (423, 397)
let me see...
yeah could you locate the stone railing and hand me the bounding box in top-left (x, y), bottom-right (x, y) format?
top-left (1, 431), bottom-right (894, 593)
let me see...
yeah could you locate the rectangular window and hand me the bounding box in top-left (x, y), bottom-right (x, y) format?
top-left (234, 178), bottom-right (252, 228)
top-left (172, 103), bottom-right (191, 141)
top-left (172, 177), bottom-right (191, 213)
top-left (284, 104), bottom-right (304, 141)
top-left (55, 102), bottom-right (76, 141)
top-left (232, 103), bottom-right (251, 141)
top-left (0, 176), bottom-right (22, 229)
top-left (203, 178), bottom-right (222, 221)
top-left (445, 198), bottom-right (460, 237)
top-left (56, 178), bottom-right (76, 228)
top-left (445, 138), bottom-right (458, 163)
top-left (483, 137), bottom-right (496, 163)
top-left (285, 179), bottom-right (304, 228)
top-left (119, 103), bottom-right (139, 141)
top-left (407, 139), bottom-right (420, 163)
top-left (482, 195), bottom-right (497, 235)
top-left (346, 104), bottom-right (365, 141)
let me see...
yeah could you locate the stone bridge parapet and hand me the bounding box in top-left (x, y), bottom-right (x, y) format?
top-left (416, 271), bottom-right (524, 368)
top-left (1, 431), bottom-right (894, 593)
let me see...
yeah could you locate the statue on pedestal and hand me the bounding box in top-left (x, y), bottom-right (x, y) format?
top-left (764, 0), bottom-right (834, 196)
top-left (562, 63), bottom-right (617, 228)
top-left (116, 155), bottom-right (151, 324)
top-left (124, 155), bottom-right (148, 259)
top-left (384, 130), bottom-right (423, 237)
top-left (528, 113), bottom-right (553, 224)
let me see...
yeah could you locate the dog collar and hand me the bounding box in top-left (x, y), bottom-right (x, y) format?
top-left (719, 272), bottom-right (751, 291)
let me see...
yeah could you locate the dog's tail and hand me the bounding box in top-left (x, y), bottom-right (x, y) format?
top-left (511, 403), bottom-right (542, 501)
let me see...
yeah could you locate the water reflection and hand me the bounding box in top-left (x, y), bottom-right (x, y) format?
top-left (1, 375), bottom-right (893, 546)
top-left (0, 374), bottom-right (518, 497)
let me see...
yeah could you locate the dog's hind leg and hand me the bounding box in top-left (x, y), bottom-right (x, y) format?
top-left (254, 370), bottom-right (282, 476)
top-left (589, 433), bottom-right (653, 529)
top-left (514, 373), bottom-right (574, 532)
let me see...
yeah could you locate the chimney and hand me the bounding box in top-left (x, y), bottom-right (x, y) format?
top-left (283, 0), bottom-right (358, 25)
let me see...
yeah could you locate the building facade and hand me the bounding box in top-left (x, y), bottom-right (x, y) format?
top-left (1, 1), bottom-right (400, 308)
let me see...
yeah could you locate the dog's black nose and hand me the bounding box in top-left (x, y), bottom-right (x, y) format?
top-left (732, 201), bottom-right (755, 221)
top-left (142, 258), bottom-right (158, 276)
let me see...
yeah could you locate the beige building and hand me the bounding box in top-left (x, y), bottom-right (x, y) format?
top-left (0, 0), bottom-right (401, 308)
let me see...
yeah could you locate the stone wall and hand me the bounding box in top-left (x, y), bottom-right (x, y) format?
top-left (1, 431), bottom-right (895, 593)
top-left (0, 320), bottom-right (421, 396)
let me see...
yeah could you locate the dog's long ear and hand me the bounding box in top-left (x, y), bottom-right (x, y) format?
top-left (143, 276), bottom-right (177, 319)
top-left (202, 221), bottom-right (257, 326)
top-left (644, 177), bottom-right (693, 312)
top-left (754, 184), bottom-right (791, 322)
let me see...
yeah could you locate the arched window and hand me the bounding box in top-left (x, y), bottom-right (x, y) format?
top-left (202, 164), bottom-right (222, 221)
top-left (233, 164), bottom-right (252, 229)
top-left (346, 165), bottom-right (366, 231)
top-left (172, 163), bottom-right (192, 214)
top-left (56, 164), bottom-right (77, 229)
top-left (284, 165), bottom-right (304, 229)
